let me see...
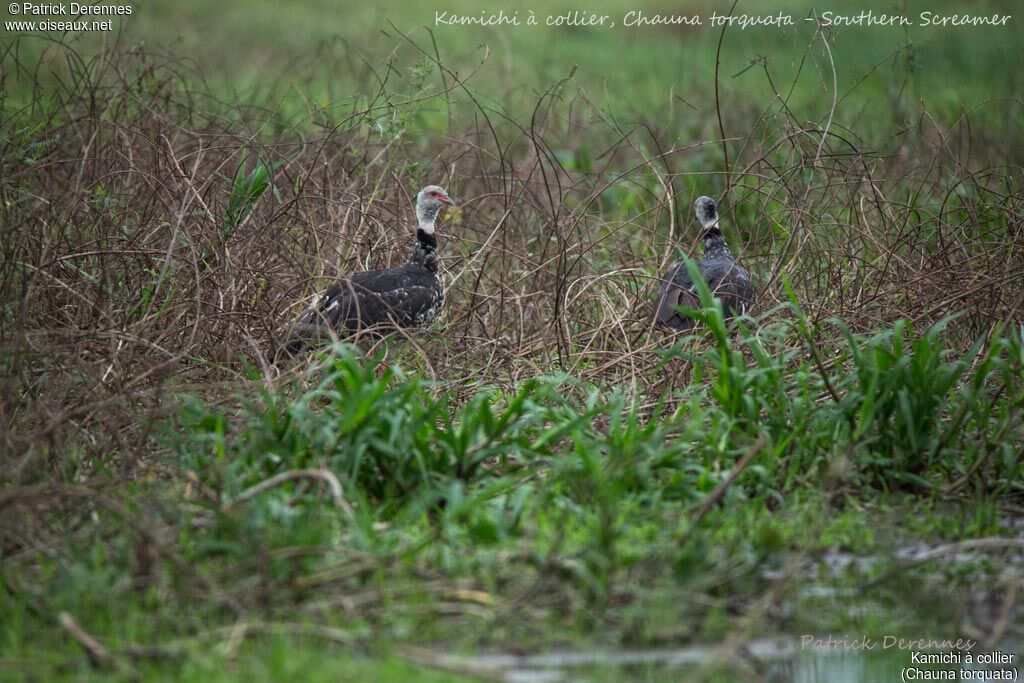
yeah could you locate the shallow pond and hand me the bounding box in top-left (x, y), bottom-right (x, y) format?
top-left (409, 529), bottom-right (1024, 682)
top-left (414, 639), bottom-right (1022, 682)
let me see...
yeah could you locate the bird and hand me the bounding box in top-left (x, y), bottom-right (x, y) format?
top-left (274, 185), bottom-right (455, 359)
top-left (653, 195), bottom-right (755, 331)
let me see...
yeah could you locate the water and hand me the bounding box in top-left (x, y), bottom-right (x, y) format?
top-left (410, 641), bottom-right (1022, 682)
top-left (405, 528), bottom-right (1024, 682)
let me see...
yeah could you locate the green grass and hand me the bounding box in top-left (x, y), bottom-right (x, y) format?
top-left (3, 632), bottom-right (488, 683)
top-left (4, 311), bottom-right (1021, 679)
top-left (5, 0), bottom-right (1023, 134)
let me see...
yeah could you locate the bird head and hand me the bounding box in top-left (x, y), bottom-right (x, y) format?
top-left (694, 196), bottom-right (719, 231)
top-left (416, 185), bottom-right (456, 233)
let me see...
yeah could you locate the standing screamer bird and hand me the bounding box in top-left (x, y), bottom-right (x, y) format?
top-left (275, 185), bottom-right (455, 359)
top-left (653, 195), bottom-right (756, 331)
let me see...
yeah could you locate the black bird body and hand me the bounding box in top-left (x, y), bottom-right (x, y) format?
top-left (653, 196), bottom-right (755, 331)
top-left (276, 186), bottom-right (453, 359)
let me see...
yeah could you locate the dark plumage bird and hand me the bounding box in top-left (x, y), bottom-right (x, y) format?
top-left (653, 195), bottom-right (755, 331)
top-left (274, 185), bottom-right (455, 359)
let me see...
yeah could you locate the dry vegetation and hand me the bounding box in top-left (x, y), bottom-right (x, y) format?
top-left (4, 39), bottom-right (1021, 429)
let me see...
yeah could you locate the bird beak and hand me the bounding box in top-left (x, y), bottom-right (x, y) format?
top-left (442, 195), bottom-right (456, 206)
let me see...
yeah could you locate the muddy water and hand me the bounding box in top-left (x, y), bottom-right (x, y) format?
top-left (423, 641), bottom-right (1022, 682)
top-left (412, 530), bottom-right (1024, 682)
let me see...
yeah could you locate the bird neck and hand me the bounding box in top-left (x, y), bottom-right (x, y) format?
top-left (702, 226), bottom-right (732, 259)
top-left (417, 203), bottom-right (441, 233)
top-left (410, 228), bottom-right (439, 272)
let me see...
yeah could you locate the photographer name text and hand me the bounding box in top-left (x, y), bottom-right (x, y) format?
top-left (10, 3), bottom-right (131, 15)
top-left (800, 636), bottom-right (1018, 681)
top-left (5, 3), bottom-right (131, 32)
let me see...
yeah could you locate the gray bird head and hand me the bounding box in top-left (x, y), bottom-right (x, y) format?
top-left (694, 196), bottom-right (719, 230)
top-left (416, 185), bottom-right (455, 233)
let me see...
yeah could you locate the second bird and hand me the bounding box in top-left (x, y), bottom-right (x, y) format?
top-left (653, 195), bottom-right (756, 331)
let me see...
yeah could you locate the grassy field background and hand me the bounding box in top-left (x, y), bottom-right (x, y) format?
top-left (2, 0), bottom-right (1023, 680)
